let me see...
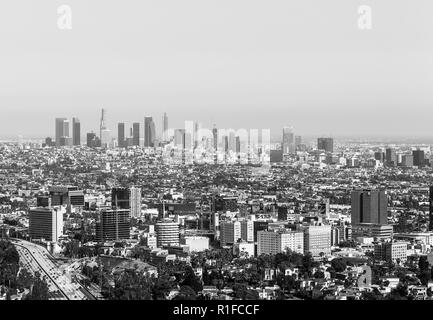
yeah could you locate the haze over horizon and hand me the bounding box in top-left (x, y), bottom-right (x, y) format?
top-left (1, 0), bottom-right (433, 139)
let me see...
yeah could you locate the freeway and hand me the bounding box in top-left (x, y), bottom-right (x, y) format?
top-left (11, 238), bottom-right (96, 300)
top-left (15, 245), bottom-right (67, 300)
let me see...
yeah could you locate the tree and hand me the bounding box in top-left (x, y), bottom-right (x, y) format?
top-left (257, 254), bottom-right (273, 272)
top-left (419, 256), bottom-right (429, 272)
top-left (17, 268), bottom-right (33, 289)
top-left (232, 283), bottom-right (259, 300)
top-left (181, 267), bottom-right (203, 294)
top-left (64, 240), bottom-right (80, 258)
top-left (386, 284), bottom-right (408, 300)
top-left (419, 270), bottom-right (431, 286)
top-left (173, 285), bottom-right (197, 300)
top-left (109, 270), bottom-right (152, 300)
top-left (25, 272), bottom-right (50, 300)
top-left (361, 288), bottom-right (383, 300)
top-left (276, 274), bottom-right (296, 293)
top-left (151, 274), bottom-right (174, 300)
top-left (331, 259), bottom-right (347, 273)
top-left (208, 270), bottom-right (225, 289)
top-left (302, 253), bottom-right (314, 276)
top-left (0, 240), bottom-right (20, 289)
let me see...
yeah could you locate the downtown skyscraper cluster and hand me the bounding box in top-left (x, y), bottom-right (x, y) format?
top-left (53, 108), bottom-right (160, 149)
top-left (54, 117), bottom-right (80, 147)
top-left (117, 115), bottom-right (157, 148)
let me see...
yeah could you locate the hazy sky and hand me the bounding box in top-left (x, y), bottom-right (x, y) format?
top-left (1, 0), bottom-right (433, 139)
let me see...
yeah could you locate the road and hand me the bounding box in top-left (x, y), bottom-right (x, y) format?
top-left (11, 238), bottom-right (96, 300)
top-left (15, 244), bottom-right (66, 300)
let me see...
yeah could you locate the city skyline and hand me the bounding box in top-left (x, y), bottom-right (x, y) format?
top-left (5, 109), bottom-right (433, 144)
top-left (1, 1), bottom-right (433, 138)
top-left (4, 0), bottom-right (433, 307)
top-left (4, 104), bottom-right (433, 141)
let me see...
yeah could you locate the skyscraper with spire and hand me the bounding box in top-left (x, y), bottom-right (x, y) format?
top-left (100, 108), bottom-right (106, 139)
top-left (100, 108), bottom-right (111, 148)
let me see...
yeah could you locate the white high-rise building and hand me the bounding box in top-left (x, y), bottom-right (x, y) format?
top-left (303, 225), bottom-right (332, 259)
top-left (130, 187), bottom-right (142, 217)
top-left (240, 220), bottom-right (254, 242)
top-left (100, 108), bottom-right (111, 148)
top-left (220, 220), bottom-right (254, 246)
top-left (257, 230), bottom-right (304, 256)
top-left (282, 126), bottom-right (295, 154)
top-left (101, 129), bottom-right (111, 148)
top-left (155, 220), bottom-right (180, 247)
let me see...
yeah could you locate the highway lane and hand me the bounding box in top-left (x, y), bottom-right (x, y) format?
top-left (15, 244), bottom-right (67, 300)
top-left (11, 238), bottom-right (95, 300)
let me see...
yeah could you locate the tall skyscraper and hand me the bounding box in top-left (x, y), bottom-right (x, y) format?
top-left (131, 122), bottom-right (140, 146)
top-left (72, 117), bottom-right (80, 146)
top-left (224, 135), bottom-right (229, 152)
top-left (150, 120), bottom-right (156, 145)
top-left (228, 132), bottom-right (236, 152)
top-left (385, 148), bottom-right (397, 167)
top-left (130, 187), bottom-right (142, 218)
top-left (101, 129), bottom-right (111, 148)
top-left (55, 118), bottom-right (68, 147)
top-left (295, 135), bottom-right (302, 151)
top-left (99, 109), bottom-right (111, 148)
top-left (235, 136), bottom-right (241, 153)
top-left (96, 209), bottom-right (130, 242)
top-left (174, 129), bottom-right (186, 148)
top-left (193, 121), bottom-right (201, 149)
top-left (100, 108), bottom-right (107, 139)
top-left (212, 125), bottom-right (218, 151)
top-left (317, 137), bottom-right (334, 153)
top-left (219, 221), bottom-right (241, 246)
top-left (303, 225), bottom-right (332, 259)
top-left (144, 117), bottom-right (155, 147)
top-left (63, 120), bottom-right (71, 146)
top-left (351, 189), bottom-right (388, 225)
top-left (118, 123), bottom-right (125, 148)
top-left (413, 149), bottom-right (425, 167)
top-left (402, 154), bottom-right (414, 167)
top-left (163, 112), bottom-right (169, 141)
top-left (282, 127), bottom-right (295, 154)
top-left (29, 207), bottom-right (63, 242)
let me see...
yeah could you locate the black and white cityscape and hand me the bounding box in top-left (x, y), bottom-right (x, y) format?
top-left (2, 0), bottom-right (433, 306)
top-left (2, 109), bottom-right (433, 301)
